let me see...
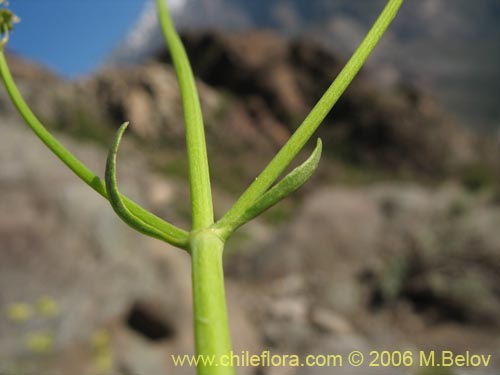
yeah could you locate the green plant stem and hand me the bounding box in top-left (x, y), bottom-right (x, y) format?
top-left (190, 230), bottom-right (234, 375)
top-left (156, 0), bottom-right (214, 230)
top-left (156, 3), bottom-right (233, 372)
top-left (216, 0), bottom-right (403, 237)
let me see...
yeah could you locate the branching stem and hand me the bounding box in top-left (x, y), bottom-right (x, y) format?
top-left (215, 0), bottom-right (404, 238)
top-left (0, 0), bottom-right (404, 374)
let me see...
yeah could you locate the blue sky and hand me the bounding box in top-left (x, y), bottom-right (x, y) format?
top-left (7, 0), bottom-right (146, 78)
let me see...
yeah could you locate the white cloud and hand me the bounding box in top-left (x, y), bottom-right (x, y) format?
top-left (109, 0), bottom-right (189, 64)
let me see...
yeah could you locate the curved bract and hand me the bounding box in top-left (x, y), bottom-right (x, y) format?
top-left (0, 0), bottom-right (405, 374)
top-left (216, 138), bottom-right (323, 239)
top-left (105, 122), bottom-right (188, 245)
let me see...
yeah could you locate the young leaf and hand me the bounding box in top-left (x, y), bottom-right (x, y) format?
top-left (217, 139), bottom-right (322, 238)
top-left (105, 123), bottom-right (187, 247)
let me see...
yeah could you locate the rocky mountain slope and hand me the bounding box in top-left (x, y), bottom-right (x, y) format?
top-left (5, 31), bottom-right (498, 189)
top-left (113, 0), bottom-right (500, 133)
top-left (0, 122), bottom-right (260, 375)
top-left (2, 120), bottom-right (500, 374)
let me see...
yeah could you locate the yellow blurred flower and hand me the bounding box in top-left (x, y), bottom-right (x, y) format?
top-left (36, 296), bottom-right (59, 317)
top-left (6, 302), bottom-right (33, 322)
top-left (91, 329), bottom-right (110, 349)
top-left (94, 352), bottom-right (113, 373)
top-left (25, 332), bottom-right (54, 354)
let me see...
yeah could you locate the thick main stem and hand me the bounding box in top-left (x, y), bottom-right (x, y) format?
top-left (190, 231), bottom-right (235, 375)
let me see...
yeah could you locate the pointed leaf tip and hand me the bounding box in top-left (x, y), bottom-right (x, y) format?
top-left (221, 138), bottom-right (322, 236)
top-left (105, 122), bottom-right (186, 245)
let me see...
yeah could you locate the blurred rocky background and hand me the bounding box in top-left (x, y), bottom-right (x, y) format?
top-left (113, 0), bottom-right (500, 135)
top-left (1, 1), bottom-right (500, 375)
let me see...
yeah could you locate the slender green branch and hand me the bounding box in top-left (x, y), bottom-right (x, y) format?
top-left (217, 139), bottom-right (322, 239)
top-left (0, 52), bottom-right (189, 249)
top-left (156, 0), bottom-right (214, 230)
top-left (216, 0), bottom-right (403, 232)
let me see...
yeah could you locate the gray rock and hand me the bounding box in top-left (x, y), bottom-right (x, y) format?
top-left (0, 121), bottom-right (259, 374)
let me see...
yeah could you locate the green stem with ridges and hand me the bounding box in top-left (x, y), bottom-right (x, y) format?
top-left (156, 0), bottom-right (214, 230)
top-left (155, 2), bottom-right (233, 373)
top-left (190, 230), bottom-right (234, 375)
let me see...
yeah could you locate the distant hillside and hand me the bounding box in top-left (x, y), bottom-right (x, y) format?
top-left (112, 0), bottom-right (500, 134)
top-left (3, 31), bottom-right (498, 195)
